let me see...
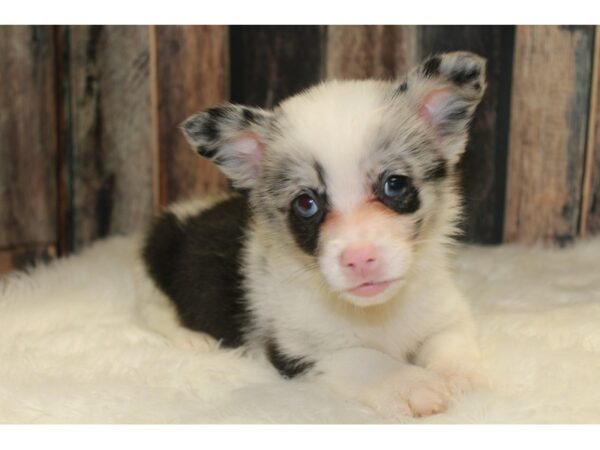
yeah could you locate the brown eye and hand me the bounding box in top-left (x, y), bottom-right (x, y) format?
top-left (292, 192), bottom-right (320, 219)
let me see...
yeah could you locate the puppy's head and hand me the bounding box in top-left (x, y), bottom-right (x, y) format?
top-left (182, 52), bottom-right (486, 307)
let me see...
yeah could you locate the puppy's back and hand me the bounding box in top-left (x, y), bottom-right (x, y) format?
top-left (142, 195), bottom-right (251, 347)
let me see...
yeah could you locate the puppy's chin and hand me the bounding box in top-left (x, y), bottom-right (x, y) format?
top-left (333, 278), bottom-right (405, 308)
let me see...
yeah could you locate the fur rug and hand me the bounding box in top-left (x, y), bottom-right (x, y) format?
top-left (1, 235), bottom-right (599, 423)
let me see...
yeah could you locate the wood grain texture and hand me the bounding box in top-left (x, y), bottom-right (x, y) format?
top-left (0, 26), bottom-right (58, 248)
top-left (504, 26), bottom-right (595, 245)
top-left (587, 131), bottom-right (600, 234)
top-left (325, 26), bottom-right (419, 80)
top-left (154, 26), bottom-right (229, 205)
top-left (68, 26), bottom-right (157, 250)
top-left (420, 26), bottom-right (515, 244)
top-left (230, 26), bottom-right (327, 108)
top-left (582, 26), bottom-right (600, 235)
top-left (54, 25), bottom-right (71, 255)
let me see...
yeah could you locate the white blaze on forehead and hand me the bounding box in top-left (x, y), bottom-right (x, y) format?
top-left (278, 80), bottom-right (394, 212)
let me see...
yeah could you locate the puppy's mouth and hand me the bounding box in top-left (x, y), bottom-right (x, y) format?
top-left (346, 278), bottom-right (401, 298)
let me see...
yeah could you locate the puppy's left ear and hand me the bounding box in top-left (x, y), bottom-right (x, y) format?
top-left (401, 51), bottom-right (486, 163)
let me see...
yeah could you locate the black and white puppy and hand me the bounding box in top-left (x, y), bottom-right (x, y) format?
top-left (143, 51), bottom-right (486, 419)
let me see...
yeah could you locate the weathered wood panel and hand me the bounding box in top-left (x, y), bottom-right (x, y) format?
top-left (54, 25), bottom-right (71, 255)
top-left (68, 25), bottom-right (157, 250)
top-left (587, 135), bottom-right (600, 234)
top-left (154, 25), bottom-right (229, 205)
top-left (0, 26), bottom-right (57, 249)
top-left (504, 26), bottom-right (595, 245)
top-left (581, 26), bottom-right (600, 236)
top-left (2, 24), bottom-right (599, 261)
top-left (326, 26), bottom-right (419, 80)
top-left (230, 26), bottom-right (327, 108)
top-left (420, 26), bottom-right (515, 244)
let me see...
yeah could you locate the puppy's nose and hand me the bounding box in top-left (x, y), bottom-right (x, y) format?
top-left (340, 244), bottom-right (381, 277)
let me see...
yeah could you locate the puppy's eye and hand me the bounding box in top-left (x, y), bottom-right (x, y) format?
top-left (378, 174), bottom-right (420, 214)
top-left (383, 175), bottom-right (410, 198)
top-left (292, 192), bottom-right (320, 219)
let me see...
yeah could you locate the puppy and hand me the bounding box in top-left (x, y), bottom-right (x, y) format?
top-left (143, 51), bottom-right (486, 419)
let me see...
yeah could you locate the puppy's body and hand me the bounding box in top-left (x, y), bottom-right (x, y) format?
top-left (144, 52), bottom-right (486, 419)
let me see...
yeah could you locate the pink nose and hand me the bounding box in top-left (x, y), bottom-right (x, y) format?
top-left (340, 244), bottom-right (381, 277)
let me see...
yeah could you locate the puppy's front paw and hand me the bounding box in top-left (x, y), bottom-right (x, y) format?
top-left (363, 365), bottom-right (450, 419)
top-left (430, 359), bottom-right (487, 395)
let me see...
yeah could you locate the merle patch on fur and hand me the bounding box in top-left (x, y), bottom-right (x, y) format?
top-left (142, 196), bottom-right (251, 348)
top-left (424, 158), bottom-right (448, 182)
top-left (266, 339), bottom-right (315, 379)
top-left (242, 107), bottom-right (257, 125)
top-left (422, 56), bottom-right (441, 78)
top-left (201, 107), bottom-right (229, 142)
top-left (450, 67), bottom-right (481, 86)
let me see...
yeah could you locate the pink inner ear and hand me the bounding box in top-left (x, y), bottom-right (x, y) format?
top-left (419, 87), bottom-right (455, 128)
top-left (232, 131), bottom-right (265, 167)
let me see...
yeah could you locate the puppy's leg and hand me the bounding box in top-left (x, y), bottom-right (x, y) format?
top-left (315, 347), bottom-right (450, 419)
top-left (414, 318), bottom-right (485, 394)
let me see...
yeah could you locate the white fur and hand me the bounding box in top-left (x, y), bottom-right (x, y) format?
top-left (166, 193), bottom-right (232, 222)
top-left (1, 236), bottom-right (599, 423)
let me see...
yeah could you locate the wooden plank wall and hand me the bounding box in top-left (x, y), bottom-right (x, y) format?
top-left (154, 26), bottom-right (229, 205)
top-left (0, 26), bottom-right (58, 271)
top-left (68, 26), bottom-right (157, 250)
top-left (325, 26), bottom-right (419, 79)
top-left (1, 25), bottom-right (600, 274)
top-left (582, 26), bottom-right (600, 236)
top-left (230, 26), bottom-right (327, 107)
top-left (504, 26), bottom-right (595, 245)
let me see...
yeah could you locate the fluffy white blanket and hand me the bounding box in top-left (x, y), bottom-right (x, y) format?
top-left (1, 235), bottom-right (599, 423)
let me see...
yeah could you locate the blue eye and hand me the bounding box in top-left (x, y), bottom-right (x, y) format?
top-left (383, 175), bottom-right (410, 198)
top-left (293, 192), bottom-right (320, 218)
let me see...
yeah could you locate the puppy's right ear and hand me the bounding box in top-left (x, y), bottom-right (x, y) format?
top-left (180, 104), bottom-right (273, 190)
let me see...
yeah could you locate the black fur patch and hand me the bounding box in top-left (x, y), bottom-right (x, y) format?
top-left (242, 107), bottom-right (257, 125)
top-left (398, 81), bottom-right (408, 92)
top-left (287, 191), bottom-right (327, 255)
top-left (267, 339), bottom-right (315, 379)
top-left (422, 56), bottom-right (441, 78)
top-left (142, 196), bottom-right (251, 348)
top-left (207, 105), bottom-right (233, 121)
top-left (196, 145), bottom-right (218, 159)
top-left (201, 115), bottom-right (220, 143)
top-left (450, 67), bottom-right (480, 86)
top-left (424, 158), bottom-right (447, 182)
top-left (313, 160), bottom-right (326, 188)
top-left (201, 106), bottom-right (236, 143)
